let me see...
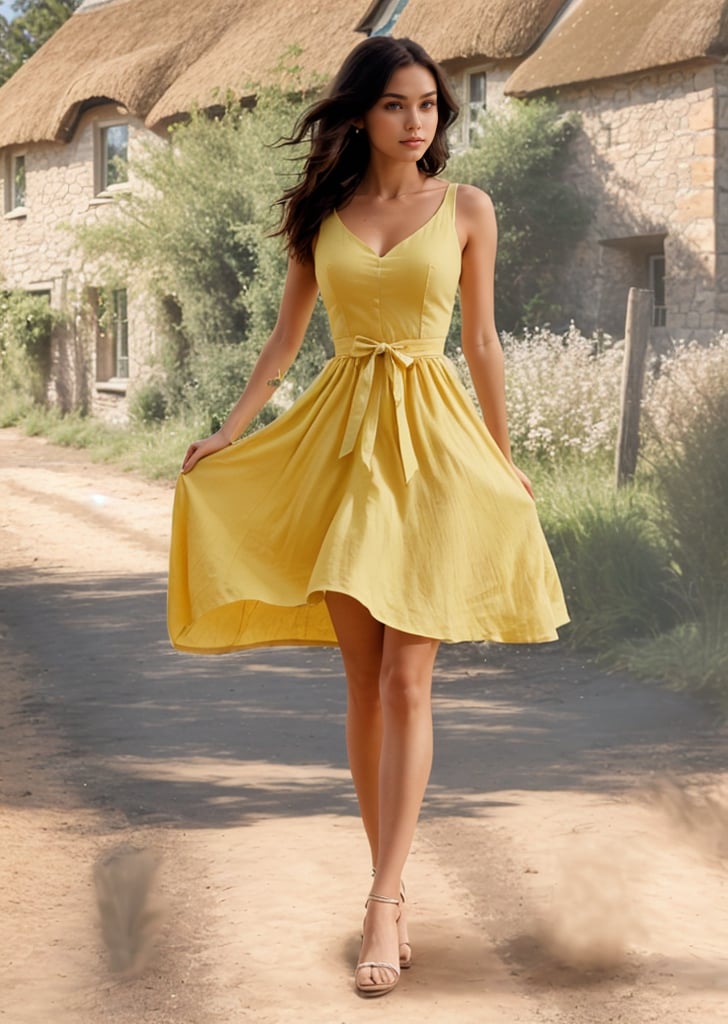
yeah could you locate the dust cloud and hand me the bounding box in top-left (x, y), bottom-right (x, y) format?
top-left (533, 778), bottom-right (728, 972)
top-left (536, 837), bottom-right (644, 971)
top-left (644, 777), bottom-right (728, 863)
top-left (93, 845), bottom-right (166, 975)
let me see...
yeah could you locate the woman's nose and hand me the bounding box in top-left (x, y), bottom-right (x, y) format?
top-left (406, 108), bottom-right (421, 130)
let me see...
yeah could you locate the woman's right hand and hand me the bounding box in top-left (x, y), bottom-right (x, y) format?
top-left (181, 430), bottom-right (231, 474)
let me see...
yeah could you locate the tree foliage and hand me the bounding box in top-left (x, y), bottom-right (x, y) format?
top-left (77, 86), bottom-right (332, 430)
top-left (0, 289), bottom-right (56, 422)
top-left (449, 99), bottom-right (592, 333)
top-left (0, 0), bottom-right (80, 85)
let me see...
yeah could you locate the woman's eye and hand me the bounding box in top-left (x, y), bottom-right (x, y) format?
top-left (384, 101), bottom-right (402, 110)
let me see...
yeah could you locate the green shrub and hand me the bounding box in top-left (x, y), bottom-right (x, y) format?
top-left (0, 388), bottom-right (36, 427)
top-left (129, 379), bottom-right (168, 425)
top-left (0, 290), bottom-right (56, 416)
top-left (183, 342), bottom-right (271, 433)
top-left (448, 99), bottom-right (592, 332)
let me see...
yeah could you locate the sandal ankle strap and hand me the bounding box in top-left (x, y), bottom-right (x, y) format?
top-left (365, 892), bottom-right (400, 908)
top-left (370, 868), bottom-right (403, 901)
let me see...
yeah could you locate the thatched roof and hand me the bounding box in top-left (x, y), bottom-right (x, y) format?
top-left (16, 0), bottom-right (719, 147)
top-left (0, 0), bottom-right (570, 147)
top-left (393, 0), bottom-right (566, 62)
top-left (145, 0), bottom-right (364, 128)
top-left (507, 0), bottom-right (728, 95)
top-left (0, 0), bottom-right (247, 146)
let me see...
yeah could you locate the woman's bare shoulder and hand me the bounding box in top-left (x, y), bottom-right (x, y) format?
top-left (452, 184), bottom-right (496, 249)
top-left (453, 182), bottom-right (495, 218)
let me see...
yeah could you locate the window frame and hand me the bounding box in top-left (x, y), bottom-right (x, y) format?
top-left (648, 252), bottom-right (667, 328)
top-left (111, 287), bottom-right (129, 379)
top-left (94, 120), bottom-right (130, 197)
top-left (4, 151), bottom-right (28, 217)
top-left (464, 67), bottom-right (488, 147)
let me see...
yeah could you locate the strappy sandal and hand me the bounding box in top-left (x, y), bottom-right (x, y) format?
top-left (355, 893), bottom-right (401, 997)
top-left (398, 879), bottom-right (412, 968)
top-left (370, 869), bottom-right (412, 967)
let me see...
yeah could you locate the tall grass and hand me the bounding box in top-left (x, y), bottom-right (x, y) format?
top-left (529, 458), bottom-right (678, 650)
top-left (615, 609), bottom-right (728, 701)
top-left (617, 342), bottom-right (728, 703)
top-left (12, 406), bottom-right (196, 481)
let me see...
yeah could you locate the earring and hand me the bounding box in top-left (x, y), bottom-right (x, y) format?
top-left (353, 126), bottom-right (361, 134)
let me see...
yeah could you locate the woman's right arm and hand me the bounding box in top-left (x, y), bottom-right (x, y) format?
top-left (181, 256), bottom-right (320, 473)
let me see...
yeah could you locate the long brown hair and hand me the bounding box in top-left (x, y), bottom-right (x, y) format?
top-left (275, 36), bottom-right (460, 262)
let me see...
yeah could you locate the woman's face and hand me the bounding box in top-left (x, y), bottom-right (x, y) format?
top-left (358, 63), bottom-right (439, 165)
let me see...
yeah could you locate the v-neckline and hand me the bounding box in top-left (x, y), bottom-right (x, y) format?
top-left (334, 183), bottom-right (453, 259)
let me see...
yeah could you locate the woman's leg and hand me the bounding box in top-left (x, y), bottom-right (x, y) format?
top-left (325, 592), bottom-right (385, 863)
top-left (326, 593), bottom-right (439, 990)
top-left (372, 626), bottom-right (439, 898)
top-left (359, 626), bottom-right (439, 990)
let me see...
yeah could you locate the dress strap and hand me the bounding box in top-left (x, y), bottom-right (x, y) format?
top-left (446, 181), bottom-right (458, 224)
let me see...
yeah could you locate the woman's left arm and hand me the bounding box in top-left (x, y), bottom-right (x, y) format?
top-left (457, 185), bottom-right (534, 499)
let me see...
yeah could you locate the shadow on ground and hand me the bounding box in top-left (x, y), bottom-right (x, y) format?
top-left (0, 565), bottom-right (724, 829)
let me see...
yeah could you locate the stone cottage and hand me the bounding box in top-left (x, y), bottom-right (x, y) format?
top-left (0, 0), bottom-right (727, 417)
top-left (506, 0), bottom-right (728, 339)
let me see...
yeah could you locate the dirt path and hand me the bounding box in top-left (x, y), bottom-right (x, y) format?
top-left (1, 425), bottom-right (727, 1023)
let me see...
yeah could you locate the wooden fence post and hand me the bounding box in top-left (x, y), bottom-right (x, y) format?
top-left (615, 287), bottom-right (652, 487)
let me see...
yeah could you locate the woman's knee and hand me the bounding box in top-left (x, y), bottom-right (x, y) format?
top-left (379, 663), bottom-right (433, 717)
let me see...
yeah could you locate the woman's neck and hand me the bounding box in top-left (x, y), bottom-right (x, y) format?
top-left (355, 165), bottom-right (430, 201)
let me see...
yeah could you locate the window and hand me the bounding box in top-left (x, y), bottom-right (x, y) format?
top-left (12, 154), bottom-right (26, 207)
top-left (98, 123), bottom-right (129, 192)
top-left (92, 287), bottom-right (129, 384)
top-left (467, 71), bottom-right (487, 145)
top-left (4, 152), bottom-right (27, 213)
top-left (648, 253), bottom-right (667, 327)
top-left (112, 288), bottom-right (129, 377)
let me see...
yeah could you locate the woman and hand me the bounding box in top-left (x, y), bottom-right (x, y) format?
top-left (168, 35), bottom-right (568, 997)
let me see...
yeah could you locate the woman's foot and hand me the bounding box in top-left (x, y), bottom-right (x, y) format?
top-left (355, 894), bottom-right (401, 997)
top-left (371, 869), bottom-right (412, 967)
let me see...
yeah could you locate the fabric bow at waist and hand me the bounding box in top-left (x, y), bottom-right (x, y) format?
top-left (334, 335), bottom-right (445, 483)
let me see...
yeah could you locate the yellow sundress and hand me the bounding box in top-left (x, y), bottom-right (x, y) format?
top-left (167, 183), bottom-right (568, 652)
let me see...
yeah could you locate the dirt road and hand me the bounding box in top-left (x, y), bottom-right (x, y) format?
top-left (1, 426), bottom-right (727, 1023)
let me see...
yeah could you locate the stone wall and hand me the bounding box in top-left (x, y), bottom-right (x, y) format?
top-left (714, 62), bottom-right (728, 323)
top-left (0, 105), bottom-right (160, 419)
top-left (554, 64), bottom-right (720, 340)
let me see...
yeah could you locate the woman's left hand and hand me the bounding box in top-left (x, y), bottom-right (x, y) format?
top-left (510, 462), bottom-right (535, 500)
top-left (181, 430), bottom-right (231, 473)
